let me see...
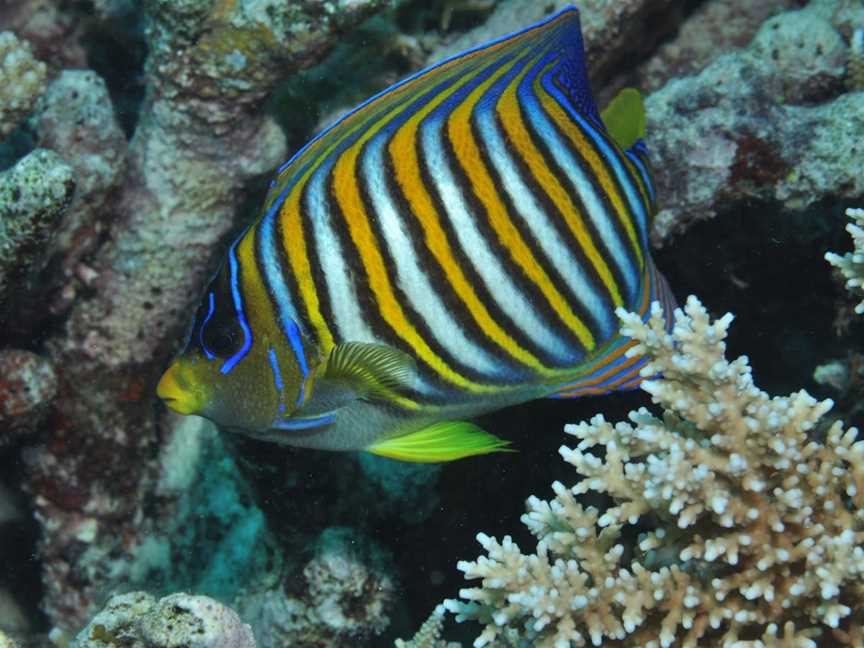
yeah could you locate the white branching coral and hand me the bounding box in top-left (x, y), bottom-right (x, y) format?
top-left (446, 296), bottom-right (864, 647)
top-left (395, 605), bottom-right (461, 648)
top-left (826, 207), bottom-right (864, 314)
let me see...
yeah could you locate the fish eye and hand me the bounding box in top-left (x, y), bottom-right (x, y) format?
top-left (197, 287), bottom-right (243, 360)
top-left (202, 322), bottom-right (241, 358)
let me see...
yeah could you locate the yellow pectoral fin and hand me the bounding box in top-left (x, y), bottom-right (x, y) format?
top-left (601, 87), bottom-right (646, 151)
top-left (366, 420), bottom-right (513, 463)
top-left (324, 341), bottom-right (415, 401)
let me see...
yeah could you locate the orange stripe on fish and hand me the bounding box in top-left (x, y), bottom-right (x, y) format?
top-left (447, 54), bottom-right (596, 351)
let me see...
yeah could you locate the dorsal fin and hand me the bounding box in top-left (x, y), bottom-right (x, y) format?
top-left (259, 5), bottom-right (596, 217)
top-left (550, 7), bottom-right (600, 122)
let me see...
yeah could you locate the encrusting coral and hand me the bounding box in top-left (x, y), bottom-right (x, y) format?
top-left (28, 69), bottom-right (128, 305)
top-left (646, 0), bottom-right (864, 242)
top-left (0, 630), bottom-right (19, 648)
top-left (446, 296), bottom-right (864, 647)
top-left (71, 591), bottom-right (256, 648)
top-left (236, 526), bottom-right (395, 648)
top-left (0, 31), bottom-right (46, 139)
top-left (826, 207), bottom-right (864, 314)
top-left (0, 149), bottom-right (75, 303)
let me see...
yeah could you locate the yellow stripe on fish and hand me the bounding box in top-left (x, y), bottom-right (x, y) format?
top-left (387, 59), bottom-right (553, 376)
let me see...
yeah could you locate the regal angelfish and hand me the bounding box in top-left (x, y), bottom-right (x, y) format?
top-left (157, 6), bottom-right (676, 462)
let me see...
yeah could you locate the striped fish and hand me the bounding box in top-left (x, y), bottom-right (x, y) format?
top-left (156, 6), bottom-right (676, 462)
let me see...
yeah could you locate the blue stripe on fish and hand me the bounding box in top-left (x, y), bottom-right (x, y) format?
top-left (272, 413), bottom-right (337, 431)
top-left (268, 347), bottom-right (284, 392)
top-left (286, 319), bottom-right (309, 407)
top-left (200, 292), bottom-right (217, 360)
top-left (523, 57), bottom-right (638, 305)
top-left (220, 239), bottom-right (253, 375)
top-left (540, 73), bottom-right (652, 255)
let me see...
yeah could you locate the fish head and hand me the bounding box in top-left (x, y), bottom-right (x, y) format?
top-left (157, 254), bottom-right (307, 432)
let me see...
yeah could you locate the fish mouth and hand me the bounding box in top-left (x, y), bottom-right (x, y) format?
top-left (157, 365), bottom-right (200, 415)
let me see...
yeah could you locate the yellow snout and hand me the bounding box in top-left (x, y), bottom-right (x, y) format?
top-left (157, 362), bottom-right (204, 415)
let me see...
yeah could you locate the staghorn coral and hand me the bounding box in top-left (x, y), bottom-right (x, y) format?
top-left (395, 605), bottom-right (460, 648)
top-left (826, 207), bottom-right (864, 314)
top-left (447, 296), bottom-right (864, 647)
top-left (0, 32), bottom-right (46, 139)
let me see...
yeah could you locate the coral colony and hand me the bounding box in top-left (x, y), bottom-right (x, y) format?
top-left (0, 1), bottom-right (863, 647)
top-left (447, 296), bottom-right (864, 646)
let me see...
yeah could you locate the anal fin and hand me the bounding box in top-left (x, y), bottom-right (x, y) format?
top-left (366, 420), bottom-right (512, 463)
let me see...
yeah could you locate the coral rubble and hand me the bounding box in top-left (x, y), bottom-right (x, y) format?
top-left (448, 297), bottom-right (864, 646)
top-left (71, 591), bottom-right (255, 648)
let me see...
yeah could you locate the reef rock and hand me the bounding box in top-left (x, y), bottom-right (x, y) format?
top-left (72, 591), bottom-right (255, 648)
top-left (29, 69), bottom-right (127, 304)
top-left (647, 2), bottom-right (864, 242)
top-left (0, 150), bottom-right (75, 305)
top-left (0, 32), bottom-right (46, 139)
top-left (0, 350), bottom-right (57, 445)
top-left (236, 527), bottom-right (395, 648)
top-left (19, 0), bottom-right (392, 632)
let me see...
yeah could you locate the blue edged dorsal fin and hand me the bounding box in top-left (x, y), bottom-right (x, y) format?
top-left (548, 7), bottom-right (600, 122)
